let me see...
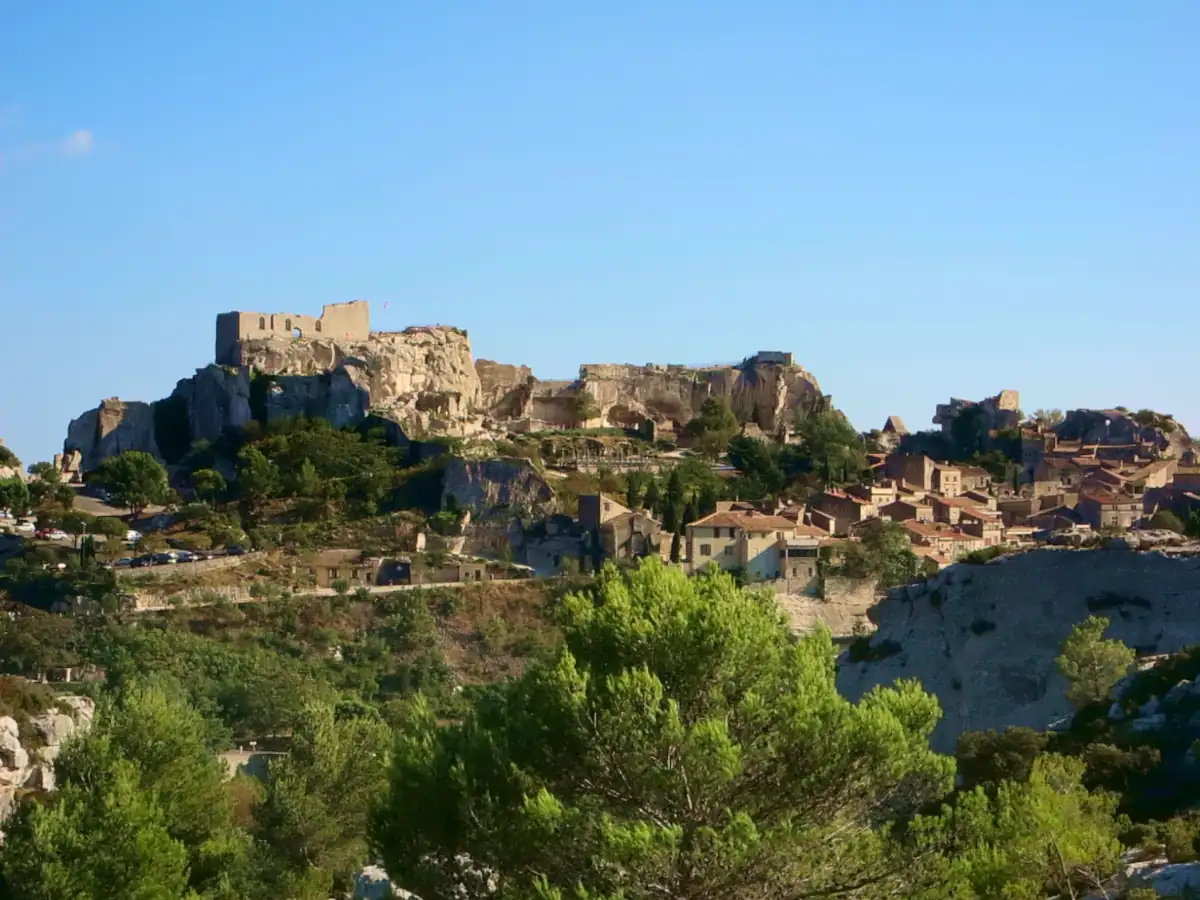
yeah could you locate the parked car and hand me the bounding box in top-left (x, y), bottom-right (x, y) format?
top-left (114, 557), bottom-right (134, 567)
top-left (47, 530), bottom-right (70, 542)
top-left (152, 553), bottom-right (178, 565)
top-left (125, 529), bottom-right (142, 542)
top-left (225, 545), bottom-right (246, 556)
top-left (174, 551), bottom-right (195, 563)
top-left (13, 522), bottom-right (35, 534)
top-left (130, 555), bottom-right (155, 568)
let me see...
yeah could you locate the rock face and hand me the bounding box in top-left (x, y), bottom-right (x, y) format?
top-left (441, 457), bottom-right (558, 519)
top-left (1057, 408), bottom-right (1192, 458)
top-left (0, 440), bottom-right (22, 481)
top-left (171, 365), bottom-right (253, 445)
top-left (238, 327), bottom-right (483, 439)
top-left (0, 693), bottom-right (95, 820)
top-left (837, 548), bottom-right (1200, 754)
top-left (484, 354), bottom-right (824, 433)
top-left (64, 398), bottom-right (160, 473)
top-left (62, 302), bottom-right (826, 472)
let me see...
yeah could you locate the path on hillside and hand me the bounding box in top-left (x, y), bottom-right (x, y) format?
top-left (128, 578), bottom-right (538, 613)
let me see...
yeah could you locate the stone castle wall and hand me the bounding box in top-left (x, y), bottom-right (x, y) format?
top-left (215, 300), bottom-right (370, 365)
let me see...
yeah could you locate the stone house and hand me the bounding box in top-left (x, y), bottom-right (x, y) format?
top-left (878, 415), bottom-right (908, 450)
top-left (962, 489), bottom-right (997, 510)
top-left (958, 509), bottom-right (1005, 546)
top-left (847, 480), bottom-right (899, 508)
top-left (578, 493), bottom-right (632, 533)
top-left (1129, 458), bottom-right (1178, 491)
top-left (931, 495), bottom-right (988, 526)
top-left (957, 466), bottom-right (994, 493)
top-left (886, 453), bottom-right (936, 491)
top-left (599, 511), bottom-right (663, 560)
top-left (686, 510), bottom-right (799, 582)
top-left (1027, 505), bottom-right (1087, 532)
top-left (900, 520), bottom-right (983, 561)
top-left (299, 549), bottom-right (380, 588)
top-left (1077, 487), bottom-right (1143, 532)
top-left (931, 464), bottom-right (963, 497)
top-left (811, 489), bottom-right (878, 536)
top-left (878, 499), bottom-right (934, 524)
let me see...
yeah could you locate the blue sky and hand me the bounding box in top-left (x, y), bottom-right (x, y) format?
top-left (2, 3), bottom-right (1198, 464)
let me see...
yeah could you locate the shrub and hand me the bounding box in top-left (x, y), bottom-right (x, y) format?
top-left (970, 618), bottom-right (997, 636)
top-left (847, 636), bottom-right (902, 663)
top-left (962, 545), bottom-right (1010, 565)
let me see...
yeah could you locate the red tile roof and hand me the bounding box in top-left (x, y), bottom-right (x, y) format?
top-left (688, 511), bottom-right (797, 532)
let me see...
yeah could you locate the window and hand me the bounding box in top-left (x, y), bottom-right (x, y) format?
top-left (723, 546), bottom-right (733, 556)
top-left (315, 320), bottom-right (322, 332)
top-left (700, 544), bottom-right (712, 557)
top-left (258, 316), bottom-right (266, 330)
top-left (285, 318), bottom-right (292, 332)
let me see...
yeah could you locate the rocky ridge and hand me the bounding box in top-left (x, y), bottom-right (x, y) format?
top-left (0, 693), bottom-right (95, 819)
top-left (62, 313), bottom-right (828, 473)
top-left (836, 544), bottom-right (1200, 754)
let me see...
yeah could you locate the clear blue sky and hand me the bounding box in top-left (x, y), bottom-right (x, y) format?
top-left (3, 3), bottom-right (1198, 465)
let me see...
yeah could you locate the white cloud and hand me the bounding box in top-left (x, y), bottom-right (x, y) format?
top-left (60, 129), bottom-right (94, 158)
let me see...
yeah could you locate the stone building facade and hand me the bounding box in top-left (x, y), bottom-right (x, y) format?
top-left (215, 300), bottom-right (371, 366)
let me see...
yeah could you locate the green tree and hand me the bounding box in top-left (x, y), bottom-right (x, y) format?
top-left (697, 480), bottom-right (720, 516)
top-left (371, 559), bottom-right (953, 900)
top-left (569, 392), bottom-right (601, 427)
top-left (684, 397), bottom-right (738, 459)
top-left (659, 467), bottom-right (686, 532)
top-left (0, 748), bottom-right (193, 900)
top-left (0, 477), bottom-right (30, 516)
top-left (625, 471), bottom-right (646, 510)
top-left (642, 477), bottom-right (661, 516)
top-left (237, 446), bottom-right (282, 504)
top-left (1056, 616), bottom-right (1135, 709)
top-left (26, 460), bottom-right (60, 483)
top-left (727, 434), bottom-right (786, 496)
top-left (1030, 409), bottom-right (1064, 429)
top-left (797, 409), bottom-right (865, 485)
top-left (90, 451), bottom-right (170, 521)
top-left (192, 468), bottom-right (228, 505)
top-left (956, 727), bottom-right (1050, 793)
top-left (835, 519), bottom-right (920, 588)
top-left (917, 754), bottom-right (1121, 899)
top-left (255, 704), bottom-right (392, 898)
top-left (289, 458), bottom-right (322, 498)
top-left (1149, 509), bottom-right (1185, 533)
top-left (669, 530), bottom-right (681, 563)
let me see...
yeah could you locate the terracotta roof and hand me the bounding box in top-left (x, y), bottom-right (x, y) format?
top-left (688, 511), bottom-right (797, 532)
top-left (901, 520), bottom-right (975, 541)
top-left (1079, 486), bottom-right (1140, 506)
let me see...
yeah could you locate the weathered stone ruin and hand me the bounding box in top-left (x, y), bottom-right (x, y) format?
top-left (62, 302), bottom-right (826, 472)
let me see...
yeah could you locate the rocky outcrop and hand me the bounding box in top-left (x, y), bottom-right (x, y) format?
top-left (171, 365), bottom-right (253, 445)
top-left (0, 440), bottom-right (22, 481)
top-left (837, 547), bottom-right (1200, 754)
top-left (441, 457), bottom-right (558, 519)
top-left (1057, 408), bottom-right (1192, 458)
top-left (0, 693), bottom-right (95, 820)
top-left (64, 398), bottom-right (160, 473)
top-left (475, 360), bottom-right (535, 422)
top-left (577, 356), bottom-right (823, 433)
top-left (480, 353), bottom-right (824, 433)
top-left (238, 326), bottom-right (483, 438)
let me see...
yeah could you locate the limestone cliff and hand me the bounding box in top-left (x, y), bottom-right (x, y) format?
top-left (234, 326), bottom-right (483, 438)
top-left (0, 693), bottom-right (94, 820)
top-left (0, 440), bottom-right (22, 481)
top-left (64, 398), bottom-right (160, 473)
top-left (441, 457), bottom-right (558, 519)
top-left (1057, 408), bottom-right (1192, 458)
top-left (480, 353), bottom-right (824, 433)
top-left (837, 546), bottom-right (1200, 754)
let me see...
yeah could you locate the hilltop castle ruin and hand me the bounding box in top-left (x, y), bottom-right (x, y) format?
top-left (214, 300), bottom-right (371, 366)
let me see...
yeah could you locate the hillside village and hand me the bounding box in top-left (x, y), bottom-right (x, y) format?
top-left (2, 301), bottom-right (1198, 630)
top-left (4, 303), bottom-right (1200, 898)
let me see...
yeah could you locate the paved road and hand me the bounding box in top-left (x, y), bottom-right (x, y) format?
top-left (70, 486), bottom-right (164, 519)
